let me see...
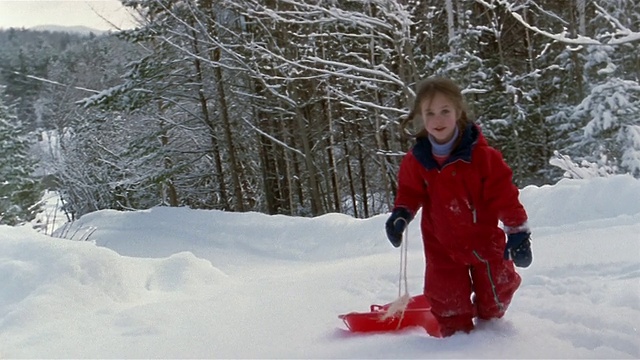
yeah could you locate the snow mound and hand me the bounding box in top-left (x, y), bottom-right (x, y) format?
top-left (50, 175), bottom-right (640, 266)
top-left (520, 175), bottom-right (640, 228)
top-left (0, 226), bottom-right (226, 318)
top-left (56, 207), bottom-right (391, 262)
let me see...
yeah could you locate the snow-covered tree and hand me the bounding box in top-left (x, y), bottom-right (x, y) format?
top-left (6, 0), bottom-right (638, 220)
top-left (554, 0), bottom-right (640, 178)
top-left (492, 0), bottom-right (640, 180)
top-left (0, 88), bottom-right (42, 225)
top-left (570, 78), bottom-right (640, 177)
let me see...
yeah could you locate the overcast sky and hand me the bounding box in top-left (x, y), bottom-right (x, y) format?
top-left (0, 0), bottom-right (137, 31)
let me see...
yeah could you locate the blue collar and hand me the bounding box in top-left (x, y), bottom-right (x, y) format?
top-left (429, 126), bottom-right (460, 157)
top-left (412, 123), bottom-right (479, 170)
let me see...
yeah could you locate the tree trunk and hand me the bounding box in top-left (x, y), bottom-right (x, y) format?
top-left (324, 87), bottom-right (341, 213)
top-left (158, 112), bottom-right (178, 206)
top-left (571, 0), bottom-right (585, 100)
top-left (259, 130), bottom-right (278, 214)
top-left (199, 1), bottom-right (245, 212)
top-left (274, 119), bottom-right (290, 214)
top-left (577, 0), bottom-right (586, 35)
top-left (291, 85), bottom-right (323, 215)
top-left (188, 26), bottom-right (229, 210)
top-left (355, 123), bottom-right (370, 218)
top-left (342, 123), bottom-right (358, 218)
top-left (297, 112), bottom-right (322, 215)
top-left (445, 0), bottom-right (456, 52)
top-left (211, 49), bottom-right (245, 212)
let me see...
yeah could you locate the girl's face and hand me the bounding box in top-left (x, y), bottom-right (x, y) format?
top-left (420, 92), bottom-right (459, 144)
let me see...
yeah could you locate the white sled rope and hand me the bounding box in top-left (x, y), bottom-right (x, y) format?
top-left (382, 226), bottom-right (411, 321)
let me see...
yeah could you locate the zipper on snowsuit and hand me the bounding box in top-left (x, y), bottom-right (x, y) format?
top-left (473, 251), bottom-right (505, 313)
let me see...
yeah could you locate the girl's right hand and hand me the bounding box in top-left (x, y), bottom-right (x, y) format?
top-left (385, 207), bottom-right (412, 247)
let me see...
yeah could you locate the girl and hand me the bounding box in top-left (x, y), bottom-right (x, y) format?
top-left (385, 77), bottom-right (532, 337)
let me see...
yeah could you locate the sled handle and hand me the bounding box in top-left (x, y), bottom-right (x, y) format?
top-left (338, 314), bottom-right (353, 331)
top-left (370, 304), bottom-right (385, 312)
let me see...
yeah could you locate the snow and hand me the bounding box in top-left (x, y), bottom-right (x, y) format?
top-left (1, 175), bottom-right (639, 358)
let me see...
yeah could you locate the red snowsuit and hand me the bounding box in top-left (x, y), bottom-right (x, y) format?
top-left (394, 124), bottom-right (527, 336)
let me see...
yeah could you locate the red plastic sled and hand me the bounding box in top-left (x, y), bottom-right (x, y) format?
top-left (338, 295), bottom-right (442, 337)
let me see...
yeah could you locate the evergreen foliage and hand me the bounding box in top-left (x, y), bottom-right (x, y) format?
top-left (0, 88), bottom-right (42, 225)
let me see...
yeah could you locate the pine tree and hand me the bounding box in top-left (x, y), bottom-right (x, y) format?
top-left (0, 88), bottom-right (42, 225)
top-left (564, 0), bottom-right (640, 178)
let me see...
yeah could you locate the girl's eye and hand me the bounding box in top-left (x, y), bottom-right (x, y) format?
top-left (442, 109), bottom-right (450, 114)
top-left (426, 111), bottom-right (435, 116)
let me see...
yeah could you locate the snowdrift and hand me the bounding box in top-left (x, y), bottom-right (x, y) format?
top-left (0, 175), bottom-right (638, 358)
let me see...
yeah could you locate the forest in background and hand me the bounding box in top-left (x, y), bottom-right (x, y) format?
top-left (1, 0), bottom-right (639, 226)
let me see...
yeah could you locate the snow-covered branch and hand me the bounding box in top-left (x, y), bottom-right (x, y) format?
top-left (239, 116), bottom-right (306, 158)
top-left (11, 71), bottom-right (100, 94)
top-left (480, 0), bottom-right (640, 46)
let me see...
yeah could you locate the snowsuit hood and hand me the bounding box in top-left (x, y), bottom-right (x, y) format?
top-left (412, 123), bottom-right (482, 170)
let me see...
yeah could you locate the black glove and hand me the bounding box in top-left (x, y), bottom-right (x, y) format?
top-left (504, 231), bottom-right (533, 268)
top-left (385, 207), bottom-right (412, 248)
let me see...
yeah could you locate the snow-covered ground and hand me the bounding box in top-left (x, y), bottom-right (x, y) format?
top-left (1, 175), bottom-right (639, 358)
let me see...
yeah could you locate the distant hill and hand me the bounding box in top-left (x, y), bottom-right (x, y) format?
top-left (30, 25), bottom-right (106, 36)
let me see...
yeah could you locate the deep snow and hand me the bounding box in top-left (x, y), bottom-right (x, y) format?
top-left (0, 175), bottom-right (639, 358)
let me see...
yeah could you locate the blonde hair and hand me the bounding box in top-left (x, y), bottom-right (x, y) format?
top-left (408, 77), bottom-right (471, 137)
